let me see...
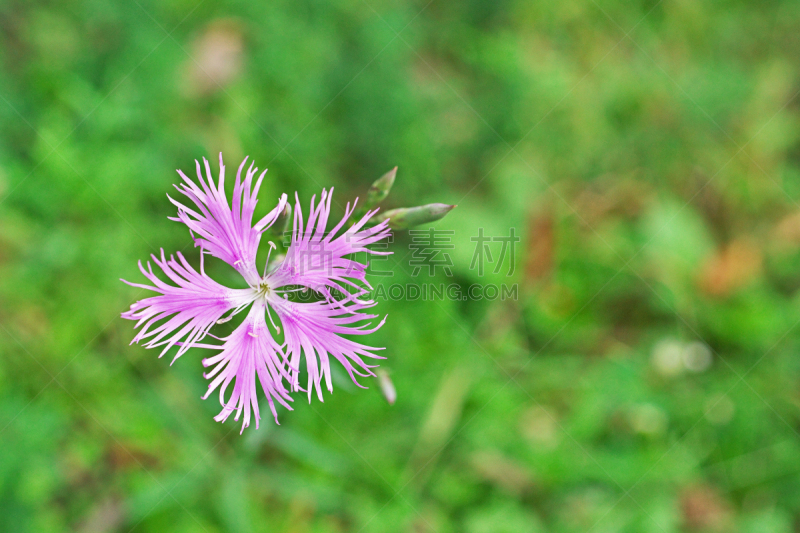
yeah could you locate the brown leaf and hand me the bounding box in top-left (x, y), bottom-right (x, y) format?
top-left (573, 175), bottom-right (652, 224)
top-left (106, 442), bottom-right (160, 471)
top-left (698, 238), bottom-right (762, 297)
top-left (13, 305), bottom-right (49, 341)
top-left (287, 496), bottom-right (315, 533)
top-left (774, 211), bottom-right (800, 245)
top-left (469, 450), bottom-right (534, 495)
top-left (78, 496), bottom-right (125, 533)
top-left (184, 19), bottom-right (243, 96)
top-left (518, 405), bottom-right (559, 449)
top-left (524, 209), bottom-right (554, 285)
top-left (681, 485), bottom-right (733, 532)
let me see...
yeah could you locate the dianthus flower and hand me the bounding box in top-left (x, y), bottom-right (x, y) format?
top-left (122, 155), bottom-right (391, 432)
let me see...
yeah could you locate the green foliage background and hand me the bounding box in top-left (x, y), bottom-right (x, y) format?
top-left (3, 0), bottom-right (800, 531)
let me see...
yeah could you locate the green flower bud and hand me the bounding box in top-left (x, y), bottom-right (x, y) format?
top-left (373, 203), bottom-right (456, 230)
top-left (365, 167), bottom-right (397, 209)
top-left (269, 202), bottom-right (292, 239)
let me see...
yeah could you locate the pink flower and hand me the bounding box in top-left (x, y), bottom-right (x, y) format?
top-left (122, 154), bottom-right (391, 432)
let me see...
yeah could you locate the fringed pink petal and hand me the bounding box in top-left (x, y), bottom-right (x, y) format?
top-left (270, 295), bottom-right (386, 402)
top-left (170, 153), bottom-right (287, 286)
top-left (200, 300), bottom-right (293, 432)
top-left (121, 250), bottom-right (255, 363)
top-left (265, 189), bottom-right (391, 295)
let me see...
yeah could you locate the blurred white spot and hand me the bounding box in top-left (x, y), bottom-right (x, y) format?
top-left (652, 339), bottom-right (684, 377)
top-left (684, 341), bottom-right (712, 373)
top-left (630, 404), bottom-right (667, 436)
top-left (376, 369), bottom-right (396, 405)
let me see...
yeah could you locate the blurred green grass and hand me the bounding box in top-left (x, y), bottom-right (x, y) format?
top-left (3, 0), bottom-right (800, 531)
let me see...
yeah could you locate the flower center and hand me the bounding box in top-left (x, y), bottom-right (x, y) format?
top-left (255, 279), bottom-right (271, 300)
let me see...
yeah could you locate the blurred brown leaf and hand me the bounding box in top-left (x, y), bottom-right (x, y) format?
top-left (475, 301), bottom-right (519, 344)
top-left (680, 485), bottom-right (734, 532)
top-left (469, 450), bottom-right (534, 495)
top-left (524, 209), bottom-right (554, 285)
top-left (573, 175), bottom-right (652, 224)
top-left (518, 405), bottom-right (559, 449)
top-left (408, 506), bottom-right (443, 533)
top-left (287, 496), bottom-right (315, 533)
top-left (106, 442), bottom-right (160, 471)
top-left (774, 211), bottom-right (800, 245)
top-left (13, 305), bottom-right (49, 341)
top-left (78, 496), bottom-right (125, 533)
top-left (698, 239), bottom-right (762, 297)
top-left (184, 19), bottom-right (243, 96)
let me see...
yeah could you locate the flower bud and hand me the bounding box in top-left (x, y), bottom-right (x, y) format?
top-left (373, 203), bottom-right (456, 230)
top-left (269, 202), bottom-right (292, 240)
top-left (365, 167), bottom-right (397, 209)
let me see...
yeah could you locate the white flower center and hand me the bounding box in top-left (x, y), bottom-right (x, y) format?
top-left (255, 279), bottom-right (271, 300)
